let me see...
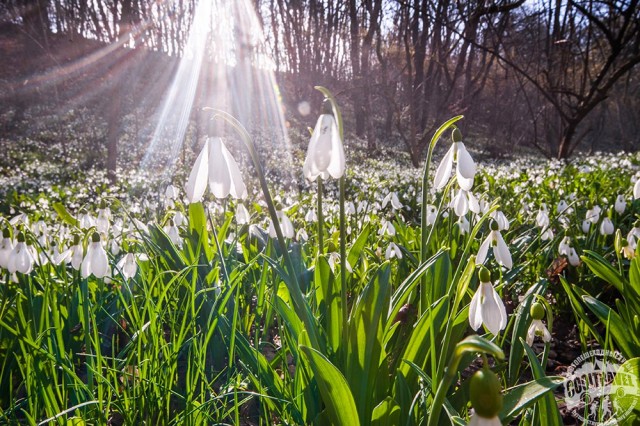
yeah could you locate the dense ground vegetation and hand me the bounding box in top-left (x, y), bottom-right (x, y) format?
top-left (1, 102), bottom-right (639, 424)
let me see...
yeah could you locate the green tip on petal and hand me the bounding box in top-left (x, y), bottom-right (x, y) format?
top-left (478, 266), bottom-right (491, 282)
top-left (530, 302), bottom-right (546, 320)
top-left (91, 232), bottom-right (101, 243)
top-left (490, 220), bottom-right (499, 231)
top-left (452, 127), bottom-right (462, 143)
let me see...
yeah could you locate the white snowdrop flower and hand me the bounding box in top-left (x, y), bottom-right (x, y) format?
top-left (165, 184), bottom-right (180, 200)
top-left (586, 205), bottom-right (601, 224)
top-left (600, 217), bottom-right (614, 235)
top-left (581, 220), bottom-right (591, 234)
top-left (556, 200), bottom-right (569, 215)
top-left (567, 247), bottom-right (580, 266)
top-left (235, 203), bottom-right (251, 225)
top-left (458, 216), bottom-right (470, 235)
top-left (434, 128), bottom-right (476, 191)
top-left (110, 239), bottom-right (121, 256)
top-left (305, 209), bottom-right (317, 223)
top-left (327, 252), bottom-right (352, 273)
top-left (541, 227), bottom-right (554, 241)
top-left (468, 412), bottom-right (502, 426)
top-left (490, 210), bottom-right (509, 231)
top-left (558, 236), bottom-right (571, 256)
top-left (173, 211), bottom-right (187, 227)
top-left (382, 192), bottom-right (403, 210)
top-left (164, 220), bottom-right (182, 248)
top-left (70, 243), bottom-right (84, 270)
top-left (296, 228), bottom-right (308, 242)
top-left (476, 221), bottom-right (512, 269)
top-left (115, 253), bottom-right (138, 280)
top-left (426, 205), bottom-right (437, 225)
top-left (303, 108), bottom-right (345, 182)
top-left (52, 246), bottom-right (71, 266)
top-left (469, 267), bottom-right (507, 335)
top-left (9, 213), bottom-right (29, 227)
top-left (385, 242), bottom-right (403, 260)
top-left (184, 137), bottom-right (247, 203)
top-left (615, 195), bottom-right (626, 214)
top-left (78, 211), bottom-right (95, 230)
top-left (621, 238), bottom-right (636, 260)
top-left (634, 179), bottom-right (640, 200)
top-left (268, 211), bottom-right (295, 239)
top-left (0, 231), bottom-right (15, 269)
top-left (535, 208), bottom-right (549, 229)
top-left (379, 219), bottom-right (396, 237)
top-left (81, 233), bottom-right (110, 279)
top-left (96, 206), bottom-right (111, 234)
top-left (345, 201), bottom-right (356, 215)
top-left (7, 233), bottom-right (34, 274)
top-left (526, 319), bottom-right (552, 346)
top-left (452, 189), bottom-right (479, 217)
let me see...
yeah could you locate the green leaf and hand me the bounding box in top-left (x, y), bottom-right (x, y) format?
top-left (347, 264), bottom-right (391, 423)
top-left (347, 223), bottom-right (371, 271)
top-left (521, 338), bottom-right (563, 426)
top-left (53, 202), bottom-right (78, 227)
top-left (582, 250), bottom-right (627, 294)
top-left (500, 376), bottom-right (565, 424)
top-left (371, 397), bottom-right (401, 426)
top-left (299, 344), bottom-right (360, 426)
top-left (582, 295), bottom-right (640, 358)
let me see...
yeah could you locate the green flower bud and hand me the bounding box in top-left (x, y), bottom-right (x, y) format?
top-left (2, 228), bottom-right (10, 238)
top-left (470, 368), bottom-right (503, 418)
top-left (530, 302), bottom-right (545, 320)
top-left (478, 266), bottom-right (491, 283)
top-left (490, 220), bottom-right (499, 231)
top-left (91, 232), bottom-right (101, 243)
top-left (452, 127), bottom-right (462, 143)
top-left (17, 232), bottom-right (26, 243)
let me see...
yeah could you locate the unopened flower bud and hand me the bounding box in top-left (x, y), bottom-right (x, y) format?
top-left (452, 127), bottom-right (462, 143)
top-left (530, 302), bottom-right (545, 320)
top-left (490, 220), bottom-right (499, 231)
top-left (2, 229), bottom-right (10, 238)
top-left (91, 232), bottom-right (101, 243)
top-left (17, 232), bottom-right (26, 243)
top-left (470, 368), bottom-right (503, 418)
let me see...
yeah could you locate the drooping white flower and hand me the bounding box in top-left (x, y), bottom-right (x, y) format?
top-left (96, 208), bottom-right (111, 234)
top-left (70, 242), bottom-right (84, 270)
top-left (621, 238), bottom-right (636, 260)
top-left (586, 205), bottom-right (602, 224)
top-left (345, 201), bottom-right (356, 215)
top-left (634, 179), bottom-right (640, 199)
top-left (235, 203), bottom-right (251, 225)
top-left (184, 137), bottom-right (247, 203)
top-left (165, 184), bottom-right (180, 200)
top-left (541, 227), bottom-right (554, 241)
top-left (600, 217), bottom-right (614, 235)
top-left (468, 412), bottom-right (502, 426)
top-left (7, 234), bottom-right (34, 275)
top-left (469, 269), bottom-right (507, 335)
top-left (115, 253), bottom-right (138, 280)
top-left (526, 319), bottom-right (552, 346)
top-left (458, 216), bottom-right (470, 234)
top-left (305, 209), bottom-right (317, 223)
top-left (379, 219), bottom-right (396, 237)
top-left (164, 220), bottom-right (182, 248)
top-left (476, 222), bottom-right (512, 269)
top-left (0, 232), bottom-right (14, 269)
top-left (434, 129), bottom-right (476, 191)
top-left (582, 220), bottom-right (591, 234)
top-left (268, 211), bottom-right (294, 239)
top-left (382, 192), bottom-right (403, 210)
top-left (173, 211), bottom-right (187, 227)
top-left (615, 195), bottom-right (626, 214)
top-left (296, 228), bottom-right (308, 242)
top-left (303, 110), bottom-right (345, 181)
top-left (77, 210), bottom-right (95, 230)
top-left (558, 236), bottom-right (571, 256)
top-left (385, 242), bottom-right (403, 260)
top-left (535, 208), bottom-right (549, 229)
top-left (557, 200), bottom-right (570, 215)
top-left (567, 247), bottom-right (580, 266)
top-left (452, 189), bottom-right (479, 217)
top-left (81, 233), bottom-right (110, 279)
top-left (490, 210), bottom-right (509, 231)
top-left (426, 205), bottom-right (437, 225)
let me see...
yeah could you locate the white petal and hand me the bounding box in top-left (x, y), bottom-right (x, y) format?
top-left (326, 119), bottom-right (345, 179)
top-left (433, 145), bottom-right (454, 190)
top-left (220, 142), bottom-right (247, 199)
top-left (184, 140), bottom-right (210, 203)
top-left (455, 142), bottom-right (476, 180)
top-left (634, 179), bottom-right (640, 200)
top-left (480, 283), bottom-right (505, 335)
top-left (453, 189), bottom-right (469, 217)
top-left (526, 322), bottom-right (536, 346)
top-left (476, 235), bottom-right (491, 265)
top-left (208, 138), bottom-right (232, 199)
top-left (468, 286), bottom-right (484, 331)
top-left (494, 232), bottom-right (512, 269)
top-left (91, 243), bottom-right (110, 278)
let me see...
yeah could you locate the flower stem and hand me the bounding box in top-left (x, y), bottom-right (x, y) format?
top-left (317, 177), bottom-right (324, 255)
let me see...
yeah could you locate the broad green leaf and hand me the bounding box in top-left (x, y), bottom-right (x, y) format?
top-left (347, 223), bottom-right (371, 271)
top-left (371, 397), bottom-right (401, 426)
top-left (500, 376), bottom-right (565, 424)
top-left (582, 250), bottom-right (627, 294)
top-left (347, 264), bottom-right (391, 423)
top-left (582, 295), bottom-right (640, 358)
top-left (521, 338), bottom-right (563, 426)
top-left (53, 202), bottom-right (78, 227)
top-left (299, 344), bottom-right (360, 426)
